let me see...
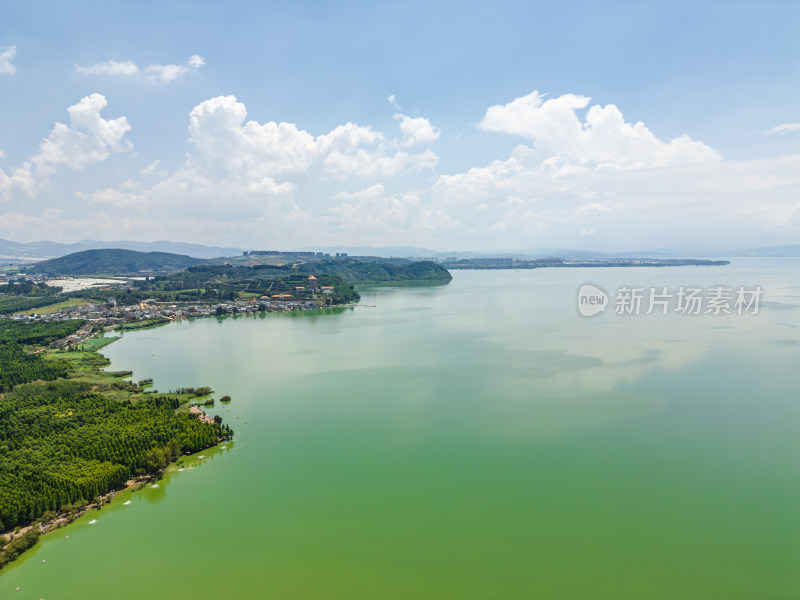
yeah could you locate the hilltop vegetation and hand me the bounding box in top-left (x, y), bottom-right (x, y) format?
top-left (62, 260), bottom-right (447, 306)
top-left (29, 249), bottom-right (203, 276)
top-left (18, 251), bottom-right (450, 309)
top-left (25, 249), bottom-right (453, 284)
top-left (296, 259), bottom-right (452, 284)
top-left (108, 260), bottom-right (449, 304)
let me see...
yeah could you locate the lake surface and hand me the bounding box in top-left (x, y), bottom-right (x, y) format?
top-left (3, 260), bottom-right (800, 599)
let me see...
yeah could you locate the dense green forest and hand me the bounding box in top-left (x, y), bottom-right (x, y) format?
top-left (0, 280), bottom-right (62, 295)
top-left (0, 380), bottom-right (231, 531)
top-left (0, 280), bottom-right (64, 314)
top-left (0, 319), bottom-right (85, 345)
top-left (299, 259), bottom-right (452, 284)
top-left (29, 248), bottom-right (203, 276)
top-left (0, 319), bottom-right (232, 547)
top-left (0, 343), bottom-right (70, 392)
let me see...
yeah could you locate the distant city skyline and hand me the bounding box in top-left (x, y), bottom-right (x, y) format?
top-left (1, 0), bottom-right (798, 251)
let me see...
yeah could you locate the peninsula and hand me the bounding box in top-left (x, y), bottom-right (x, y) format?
top-left (1, 249), bottom-right (453, 320)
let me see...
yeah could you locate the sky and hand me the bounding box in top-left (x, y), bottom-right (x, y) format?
top-left (0, 0), bottom-right (798, 252)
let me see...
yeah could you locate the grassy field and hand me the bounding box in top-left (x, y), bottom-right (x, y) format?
top-left (14, 298), bottom-right (89, 315)
top-left (79, 335), bottom-right (120, 350)
top-left (43, 341), bottom-right (197, 404)
top-left (115, 318), bottom-right (170, 331)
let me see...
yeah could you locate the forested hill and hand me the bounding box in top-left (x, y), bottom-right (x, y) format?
top-left (133, 259), bottom-right (452, 291)
top-left (195, 259), bottom-right (452, 285)
top-left (26, 250), bottom-right (452, 284)
top-left (295, 260), bottom-right (452, 284)
top-left (114, 260), bottom-right (449, 305)
top-left (29, 249), bottom-right (203, 276)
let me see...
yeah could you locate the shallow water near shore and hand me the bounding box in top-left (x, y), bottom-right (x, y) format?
top-left (3, 260), bottom-right (800, 599)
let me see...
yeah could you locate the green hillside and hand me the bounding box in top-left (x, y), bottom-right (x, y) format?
top-left (296, 260), bottom-right (453, 284)
top-left (29, 249), bottom-right (204, 276)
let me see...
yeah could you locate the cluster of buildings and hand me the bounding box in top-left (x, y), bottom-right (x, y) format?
top-left (50, 322), bottom-right (96, 347)
top-left (244, 250), bottom-right (349, 258)
top-left (0, 271), bottom-right (49, 285)
top-left (5, 293), bottom-right (335, 331)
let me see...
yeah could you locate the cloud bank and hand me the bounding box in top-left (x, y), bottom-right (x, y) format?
top-left (1, 89), bottom-right (798, 250)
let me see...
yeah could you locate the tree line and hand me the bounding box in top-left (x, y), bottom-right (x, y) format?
top-left (0, 343), bottom-right (70, 392)
top-left (0, 380), bottom-right (232, 531)
top-left (0, 319), bottom-right (85, 345)
top-left (0, 319), bottom-right (233, 538)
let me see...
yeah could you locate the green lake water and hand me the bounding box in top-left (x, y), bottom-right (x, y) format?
top-left (3, 260), bottom-right (800, 599)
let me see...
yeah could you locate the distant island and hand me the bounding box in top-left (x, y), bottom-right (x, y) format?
top-left (441, 257), bottom-right (730, 269)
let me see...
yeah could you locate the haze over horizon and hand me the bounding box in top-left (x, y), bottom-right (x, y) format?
top-left (1, 1), bottom-right (798, 251)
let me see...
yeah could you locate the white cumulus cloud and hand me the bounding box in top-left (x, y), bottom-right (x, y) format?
top-left (80, 95), bottom-right (440, 231)
top-left (479, 90), bottom-right (721, 169)
top-left (394, 113), bottom-right (440, 147)
top-left (34, 93), bottom-right (131, 172)
top-left (0, 45), bottom-right (16, 74)
top-left (76, 55), bottom-right (205, 83)
top-left (1, 94), bottom-right (131, 202)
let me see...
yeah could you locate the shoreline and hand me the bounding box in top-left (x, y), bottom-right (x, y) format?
top-left (2, 443), bottom-right (219, 552)
top-left (0, 330), bottom-right (232, 570)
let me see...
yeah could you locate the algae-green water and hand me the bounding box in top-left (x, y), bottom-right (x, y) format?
top-left (3, 260), bottom-right (799, 599)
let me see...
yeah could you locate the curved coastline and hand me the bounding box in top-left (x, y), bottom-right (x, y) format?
top-left (0, 331), bottom-right (233, 571)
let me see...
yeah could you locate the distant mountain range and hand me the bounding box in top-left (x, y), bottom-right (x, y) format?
top-left (302, 245), bottom-right (800, 259)
top-left (2, 238), bottom-right (800, 262)
top-left (0, 238), bottom-right (242, 260)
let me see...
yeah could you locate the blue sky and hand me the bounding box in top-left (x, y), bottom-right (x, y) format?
top-left (1, 0), bottom-right (798, 251)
